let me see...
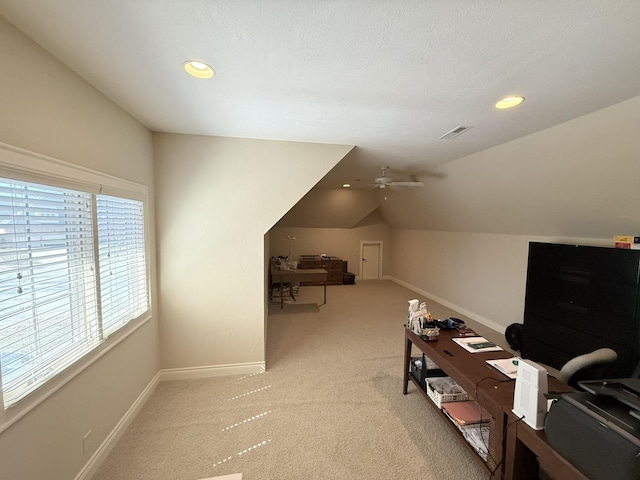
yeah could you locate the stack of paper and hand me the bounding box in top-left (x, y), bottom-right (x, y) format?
top-left (452, 336), bottom-right (503, 353)
top-left (461, 423), bottom-right (490, 461)
top-left (486, 357), bottom-right (520, 379)
top-left (442, 404), bottom-right (490, 462)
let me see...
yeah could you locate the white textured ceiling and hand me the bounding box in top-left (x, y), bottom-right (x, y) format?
top-left (1, 1), bottom-right (640, 190)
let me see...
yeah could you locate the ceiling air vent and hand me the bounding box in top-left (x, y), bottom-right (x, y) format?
top-left (439, 125), bottom-right (472, 140)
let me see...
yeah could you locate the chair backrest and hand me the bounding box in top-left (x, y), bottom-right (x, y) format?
top-left (557, 348), bottom-right (618, 387)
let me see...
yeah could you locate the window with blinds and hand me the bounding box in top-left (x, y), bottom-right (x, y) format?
top-left (0, 178), bottom-right (149, 407)
top-left (97, 195), bottom-right (148, 336)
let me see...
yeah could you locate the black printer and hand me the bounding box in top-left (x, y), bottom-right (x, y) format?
top-left (545, 378), bottom-right (640, 480)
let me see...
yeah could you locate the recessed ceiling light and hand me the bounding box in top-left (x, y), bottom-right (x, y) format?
top-left (342, 183), bottom-right (351, 188)
top-left (495, 96), bottom-right (525, 109)
top-left (183, 60), bottom-right (215, 79)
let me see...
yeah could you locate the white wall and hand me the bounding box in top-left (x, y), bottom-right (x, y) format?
top-left (270, 222), bottom-right (391, 277)
top-left (0, 17), bottom-right (158, 480)
top-left (153, 133), bottom-right (351, 371)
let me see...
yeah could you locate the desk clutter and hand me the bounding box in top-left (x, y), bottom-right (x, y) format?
top-left (409, 352), bottom-right (490, 462)
top-left (407, 298), bottom-right (475, 341)
top-left (409, 355), bottom-right (469, 407)
top-left (405, 293), bottom-right (640, 480)
top-left (443, 401), bottom-right (491, 463)
top-left (426, 376), bottom-right (468, 408)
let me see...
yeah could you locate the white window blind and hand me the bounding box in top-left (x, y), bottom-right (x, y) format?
top-left (97, 195), bottom-right (148, 336)
top-left (0, 177), bottom-right (148, 407)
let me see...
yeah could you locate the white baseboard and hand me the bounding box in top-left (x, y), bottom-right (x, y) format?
top-left (159, 362), bottom-right (265, 382)
top-left (75, 361), bottom-right (265, 479)
top-left (74, 371), bottom-right (161, 480)
top-left (389, 276), bottom-right (506, 334)
top-left (357, 275), bottom-right (392, 281)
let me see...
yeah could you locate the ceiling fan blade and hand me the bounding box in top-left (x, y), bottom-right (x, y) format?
top-left (389, 181), bottom-right (424, 187)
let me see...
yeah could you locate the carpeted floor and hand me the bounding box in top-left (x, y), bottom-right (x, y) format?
top-left (93, 280), bottom-right (501, 480)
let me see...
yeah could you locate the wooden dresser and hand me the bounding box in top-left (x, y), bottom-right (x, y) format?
top-left (298, 255), bottom-right (346, 285)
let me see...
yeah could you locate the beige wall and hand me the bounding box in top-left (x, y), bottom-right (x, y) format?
top-left (270, 222), bottom-right (391, 278)
top-left (388, 96), bottom-right (640, 335)
top-left (276, 187), bottom-right (379, 228)
top-left (380, 95), bottom-right (640, 237)
top-left (0, 17), bottom-right (158, 480)
top-left (390, 231), bottom-right (607, 332)
top-left (154, 133), bottom-right (352, 370)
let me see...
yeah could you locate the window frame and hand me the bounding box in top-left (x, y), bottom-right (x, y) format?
top-left (0, 142), bottom-right (152, 433)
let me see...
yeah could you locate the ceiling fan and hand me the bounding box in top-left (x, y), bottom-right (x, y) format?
top-left (371, 166), bottom-right (424, 189)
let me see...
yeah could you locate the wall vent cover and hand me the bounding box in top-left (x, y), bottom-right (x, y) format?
top-left (439, 125), bottom-right (472, 140)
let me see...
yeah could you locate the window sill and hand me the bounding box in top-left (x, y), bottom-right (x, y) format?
top-left (0, 312), bottom-right (153, 435)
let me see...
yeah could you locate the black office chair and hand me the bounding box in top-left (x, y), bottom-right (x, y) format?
top-left (557, 348), bottom-right (618, 388)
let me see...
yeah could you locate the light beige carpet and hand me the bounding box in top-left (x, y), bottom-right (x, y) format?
top-left (93, 280), bottom-right (498, 480)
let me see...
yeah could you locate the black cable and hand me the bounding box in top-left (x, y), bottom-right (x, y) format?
top-left (488, 414), bottom-right (524, 479)
top-left (470, 376), bottom-right (518, 480)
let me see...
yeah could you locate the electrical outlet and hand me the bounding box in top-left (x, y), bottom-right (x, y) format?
top-left (82, 430), bottom-right (92, 454)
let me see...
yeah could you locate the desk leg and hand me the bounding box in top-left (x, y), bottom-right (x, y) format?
top-left (323, 281), bottom-right (327, 305)
top-left (403, 331), bottom-right (412, 394)
top-left (504, 422), bottom-right (539, 480)
top-left (490, 410), bottom-right (508, 476)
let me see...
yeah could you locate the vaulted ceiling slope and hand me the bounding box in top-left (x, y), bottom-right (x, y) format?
top-left (1, 1), bottom-right (639, 236)
top-left (276, 188), bottom-right (381, 229)
top-left (378, 95), bottom-right (640, 237)
top-left (286, 95), bottom-right (640, 236)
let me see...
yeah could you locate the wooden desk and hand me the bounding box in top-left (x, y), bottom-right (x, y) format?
top-left (270, 266), bottom-right (328, 309)
top-left (404, 326), bottom-right (585, 479)
top-left (403, 327), bottom-right (514, 473)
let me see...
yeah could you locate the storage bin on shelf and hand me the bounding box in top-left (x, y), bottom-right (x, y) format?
top-left (410, 354), bottom-right (446, 389)
top-left (426, 376), bottom-right (468, 409)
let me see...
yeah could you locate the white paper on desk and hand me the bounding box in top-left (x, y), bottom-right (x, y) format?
top-left (486, 357), bottom-right (519, 379)
top-left (452, 336), bottom-right (503, 353)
